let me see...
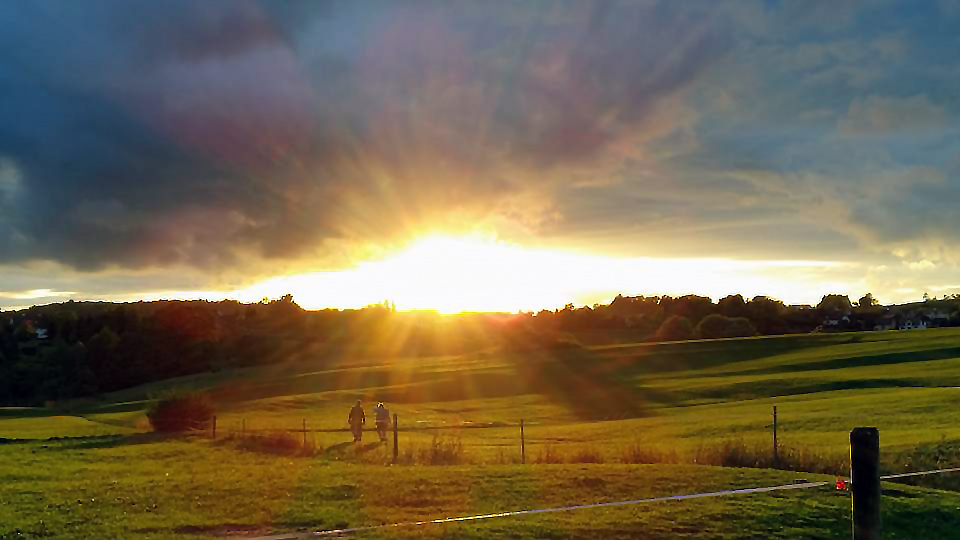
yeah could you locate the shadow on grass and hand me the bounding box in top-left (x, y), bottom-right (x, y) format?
top-left (41, 432), bottom-right (183, 451)
top-left (0, 408), bottom-right (65, 419)
top-left (324, 441), bottom-right (381, 457)
top-left (603, 335), bottom-right (836, 376)
top-left (77, 401), bottom-right (151, 415)
top-left (682, 378), bottom-right (928, 403)
top-left (729, 347), bottom-right (960, 377)
top-left (511, 349), bottom-right (673, 421)
top-left (135, 518), bottom-right (339, 536)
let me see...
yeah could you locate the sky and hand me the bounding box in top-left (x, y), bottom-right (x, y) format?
top-left (1, 1), bottom-right (959, 312)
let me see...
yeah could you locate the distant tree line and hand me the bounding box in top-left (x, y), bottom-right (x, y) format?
top-left (526, 293), bottom-right (960, 341)
top-left (0, 296), bottom-right (304, 405)
top-left (0, 295), bottom-right (506, 405)
top-left (2, 292), bottom-right (959, 405)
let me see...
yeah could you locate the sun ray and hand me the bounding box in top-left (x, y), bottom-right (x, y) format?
top-left (231, 234), bottom-right (846, 314)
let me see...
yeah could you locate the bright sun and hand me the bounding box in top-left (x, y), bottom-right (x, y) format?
top-left (232, 234), bottom-right (845, 314)
top-left (236, 235), bottom-right (581, 314)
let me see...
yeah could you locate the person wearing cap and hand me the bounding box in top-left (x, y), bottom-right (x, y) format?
top-left (373, 402), bottom-right (391, 443)
top-left (348, 400), bottom-right (365, 442)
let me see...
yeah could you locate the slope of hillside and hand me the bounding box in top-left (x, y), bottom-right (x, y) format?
top-left (4, 328), bottom-right (960, 538)
top-left (4, 328), bottom-right (960, 457)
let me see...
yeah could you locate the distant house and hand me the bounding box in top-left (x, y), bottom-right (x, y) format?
top-left (899, 312), bottom-right (929, 330)
top-left (823, 314), bottom-right (851, 327)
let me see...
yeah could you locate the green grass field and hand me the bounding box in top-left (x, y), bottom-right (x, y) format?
top-left (4, 327), bottom-right (960, 538)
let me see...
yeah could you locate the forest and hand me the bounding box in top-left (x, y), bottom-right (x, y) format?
top-left (2, 292), bottom-right (958, 405)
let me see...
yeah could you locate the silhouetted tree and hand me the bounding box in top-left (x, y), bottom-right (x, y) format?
top-left (747, 296), bottom-right (786, 334)
top-left (718, 294), bottom-right (749, 318)
top-left (669, 295), bottom-right (716, 326)
top-left (87, 327), bottom-right (122, 391)
top-left (817, 294), bottom-right (852, 315)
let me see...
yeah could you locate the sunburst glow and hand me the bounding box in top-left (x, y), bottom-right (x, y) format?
top-left (232, 235), bottom-right (845, 314)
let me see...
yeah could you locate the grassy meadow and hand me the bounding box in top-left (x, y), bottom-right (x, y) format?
top-left (4, 327), bottom-right (960, 538)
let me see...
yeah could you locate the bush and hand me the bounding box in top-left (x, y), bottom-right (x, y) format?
top-left (146, 391), bottom-right (214, 433)
top-left (696, 314), bottom-right (759, 339)
top-left (655, 315), bottom-right (694, 341)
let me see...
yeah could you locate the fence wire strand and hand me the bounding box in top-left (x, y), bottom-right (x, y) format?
top-left (311, 480), bottom-right (832, 537)
top-left (880, 466), bottom-right (960, 480)
top-left (300, 466), bottom-right (960, 538)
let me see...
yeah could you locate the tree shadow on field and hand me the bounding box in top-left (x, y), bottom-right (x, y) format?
top-left (0, 408), bottom-right (64, 418)
top-left (512, 349), bottom-right (674, 420)
top-left (43, 432), bottom-right (181, 451)
top-left (136, 518), bottom-right (335, 537)
top-left (355, 441), bottom-right (381, 454)
top-left (730, 347), bottom-right (960, 377)
top-left (322, 440), bottom-right (382, 459)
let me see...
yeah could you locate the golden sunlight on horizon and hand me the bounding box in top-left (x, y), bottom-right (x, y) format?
top-left (229, 235), bottom-right (851, 314)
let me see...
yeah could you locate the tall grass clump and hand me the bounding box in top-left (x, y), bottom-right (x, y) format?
top-left (692, 439), bottom-right (845, 475)
top-left (569, 448), bottom-right (605, 463)
top-left (233, 431), bottom-right (309, 455)
top-left (417, 434), bottom-right (466, 465)
top-left (493, 448), bottom-right (521, 464)
top-left (395, 434), bottom-right (468, 465)
top-left (885, 437), bottom-right (960, 491)
top-left (620, 444), bottom-right (681, 465)
top-left (534, 445), bottom-right (565, 464)
top-left (146, 390), bottom-right (214, 433)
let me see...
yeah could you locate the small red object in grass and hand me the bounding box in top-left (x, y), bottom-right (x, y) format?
top-left (836, 477), bottom-right (847, 490)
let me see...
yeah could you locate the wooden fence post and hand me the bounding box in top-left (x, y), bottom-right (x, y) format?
top-left (303, 419), bottom-right (307, 447)
top-left (773, 405), bottom-right (779, 468)
top-left (393, 413), bottom-right (399, 464)
top-left (851, 427), bottom-right (882, 540)
top-left (212, 415), bottom-right (217, 440)
top-left (521, 419), bottom-right (526, 465)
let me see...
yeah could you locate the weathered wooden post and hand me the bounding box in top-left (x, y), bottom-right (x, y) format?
top-left (212, 415), bottom-right (217, 440)
top-left (521, 419), bottom-right (526, 465)
top-left (392, 413), bottom-right (399, 464)
top-left (773, 405), bottom-right (779, 468)
top-left (851, 427), bottom-right (882, 540)
top-left (303, 419), bottom-right (307, 447)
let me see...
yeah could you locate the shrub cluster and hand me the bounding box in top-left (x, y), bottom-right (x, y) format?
top-left (146, 391), bottom-right (214, 433)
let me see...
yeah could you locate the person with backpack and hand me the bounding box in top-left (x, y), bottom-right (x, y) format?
top-left (348, 400), bottom-right (365, 442)
top-left (373, 402), bottom-right (391, 443)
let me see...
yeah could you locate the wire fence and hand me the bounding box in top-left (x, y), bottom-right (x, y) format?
top-left (84, 412), bottom-right (960, 538)
top-left (235, 465), bottom-right (960, 539)
top-left (161, 410), bottom-right (960, 500)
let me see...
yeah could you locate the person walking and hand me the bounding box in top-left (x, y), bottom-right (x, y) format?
top-left (348, 400), bottom-right (365, 442)
top-left (373, 402), bottom-right (390, 443)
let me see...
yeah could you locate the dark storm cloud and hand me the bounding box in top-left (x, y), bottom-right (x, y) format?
top-left (0, 0), bottom-right (727, 271)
